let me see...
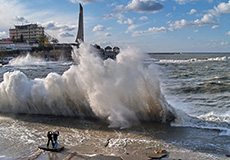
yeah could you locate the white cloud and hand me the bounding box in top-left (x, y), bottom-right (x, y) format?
top-left (114, 0), bottom-right (164, 13)
top-left (118, 18), bottom-right (134, 25)
top-left (125, 18), bottom-right (135, 24)
top-left (188, 9), bottom-right (197, 15)
top-left (0, 0), bottom-right (27, 30)
top-left (126, 24), bottom-right (138, 33)
top-left (208, 40), bottom-right (229, 47)
top-left (102, 14), bottom-right (114, 20)
top-left (174, 0), bottom-right (192, 5)
top-left (102, 13), bottom-right (125, 20)
top-left (104, 32), bottom-right (112, 37)
top-left (114, 5), bottom-right (125, 12)
top-left (209, 40), bottom-right (218, 46)
top-left (169, 14), bottom-right (215, 30)
top-left (43, 21), bottom-right (76, 32)
top-left (173, 6), bottom-right (176, 11)
top-left (0, 31), bottom-right (7, 38)
top-left (105, 13), bottom-right (136, 26)
top-left (169, 1), bottom-right (230, 31)
top-left (166, 13), bottom-right (172, 17)
top-left (221, 41), bottom-right (229, 45)
top-left (226, 31), bottom-right (230, 36)
top-left (174, 0), bottom-right (210, 5)
top-left (14, 16), bottom-right (28, 23)
top-left (69, 0), bottom-right (105, 4)
top-left (110, 3), bottom-right (116, 7)
top-left (207, 0), bottom-right (213, 3)
top-left (92, 24), bottom-right (105, 32)
top-left (59, 32), bottom-right (74, 38)
top-left (132, 26), bottom-right (167, 37)
top-left (169, 10), bottom-right (216, 30)
top-left (148, 26), bottom-right (167, 32)
top-left (194, 29), bottom-right (198, 32)
top-left (211, 25), bottom-right (220, 29)
top-left (140, 16), bottom-right (148, 20)
top-left (175, 0), bottom-right (203, 5)
top-left (211, 1), bottom-right (230, 16)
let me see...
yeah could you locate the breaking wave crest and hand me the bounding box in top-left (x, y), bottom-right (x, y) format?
top-left (0, 44), bottom-right (174, 128)
top-left (158, 56), bottom-right (230, 64)
top-left (171, 110), bottom-right (230, 136)
top-left (9, 54), bottom-right (46, 66)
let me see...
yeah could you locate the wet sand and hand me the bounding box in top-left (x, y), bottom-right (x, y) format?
top-left (22, 142), bottom-right (228, 160)
top-left (0, 114), bottom-right (229, 160)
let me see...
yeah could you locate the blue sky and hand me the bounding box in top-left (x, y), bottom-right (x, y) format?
top-left (0, 0), bottom-right (230, 52)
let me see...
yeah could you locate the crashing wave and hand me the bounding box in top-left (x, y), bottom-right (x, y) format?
top-left (0, 44), bottom-right (175, 128)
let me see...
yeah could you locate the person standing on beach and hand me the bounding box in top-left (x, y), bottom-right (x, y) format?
top-left (53, 130), bottom-right (59, 149)
top-left (47, 131), bottom-right (53, 148)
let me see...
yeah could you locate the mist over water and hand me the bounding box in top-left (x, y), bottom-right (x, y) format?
top-left (0, 44), bottom-right (174, 128)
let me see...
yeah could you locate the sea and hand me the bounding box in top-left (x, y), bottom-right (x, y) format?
top-left (0, 45), bottom-right (229, 159)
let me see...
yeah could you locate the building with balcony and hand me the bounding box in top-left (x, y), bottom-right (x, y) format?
top-left (9, 24), bottom-right (44, 44)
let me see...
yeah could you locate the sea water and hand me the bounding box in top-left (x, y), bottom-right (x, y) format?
top-left (0, 45), bottom-right (229, 159)
top-left (152, 53), bottom-right (230, 132)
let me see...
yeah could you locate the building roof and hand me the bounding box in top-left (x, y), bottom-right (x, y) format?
top-left (15, 24), bottom-right (43, 29)
top-left (105, 46), bottom-right (112, 50)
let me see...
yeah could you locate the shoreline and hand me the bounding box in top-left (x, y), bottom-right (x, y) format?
top-left (0, 114), bottom-right (229, 160)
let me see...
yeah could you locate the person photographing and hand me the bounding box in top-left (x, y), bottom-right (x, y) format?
top-left (53, 130), bottom-right (59, 149)
top-left (47, 131), bottom-right (54, 148)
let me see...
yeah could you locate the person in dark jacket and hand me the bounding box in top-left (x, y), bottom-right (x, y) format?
top-left (47, 131), bottom-right (54, 148)
top-left (53, 130), bottom-right (59, 149)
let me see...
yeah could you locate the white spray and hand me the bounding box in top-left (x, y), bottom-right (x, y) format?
top-left (0, 44), bottom-right (174, 128)
top-left (8, 53), bottom-right (46, 66)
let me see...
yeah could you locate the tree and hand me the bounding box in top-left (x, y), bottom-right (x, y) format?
top-left (38, 34), bottom-right (49, 50)
top-left (51, 38), bottom-right (58, 44)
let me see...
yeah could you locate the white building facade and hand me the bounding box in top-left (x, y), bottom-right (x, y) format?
top-left (9, 24), bottom-right (44, 43)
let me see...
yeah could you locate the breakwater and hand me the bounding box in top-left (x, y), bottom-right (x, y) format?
top-left (0, 43), bottom-right (74, 61)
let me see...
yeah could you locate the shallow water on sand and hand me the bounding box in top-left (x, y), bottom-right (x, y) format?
top-left (0, 114), bottom-right (229, 159)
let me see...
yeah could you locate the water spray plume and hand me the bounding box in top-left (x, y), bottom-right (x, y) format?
top-left (0, 44), bottom-right (175, 128)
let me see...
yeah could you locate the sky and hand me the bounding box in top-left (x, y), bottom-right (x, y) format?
top-left (0, 0), bottom-right (230, 52)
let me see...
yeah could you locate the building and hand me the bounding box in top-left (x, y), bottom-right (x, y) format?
top-left (0, 38), bottom-right (13, 45)
top-left (9, 24), bottom-right (44, 44)
top-left (113, 46), bottom-right (120, 53)
top-left (104, 46), bottom-right (120, 59)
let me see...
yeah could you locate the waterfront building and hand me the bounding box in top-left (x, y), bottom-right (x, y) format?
top-left (113, 46), bottom-right (120, 53)
top-left (0, 37), bottom-right (38, 53)
top-left (9, 24), bottom-right (44, 44)
top-left (105, 46), bottom-right (112, 52)
top-left (104, 46), bottom-right (120, 59)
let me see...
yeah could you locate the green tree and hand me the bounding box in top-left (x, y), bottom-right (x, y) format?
top-left (38, 34), bottom-right (49, 50)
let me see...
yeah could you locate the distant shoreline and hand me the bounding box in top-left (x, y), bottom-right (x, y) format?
top-left (148, 52), bottom-right (230, 54)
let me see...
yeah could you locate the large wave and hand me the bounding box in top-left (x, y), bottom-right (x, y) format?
top-left (0, 44), bottom-right (174, 128)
